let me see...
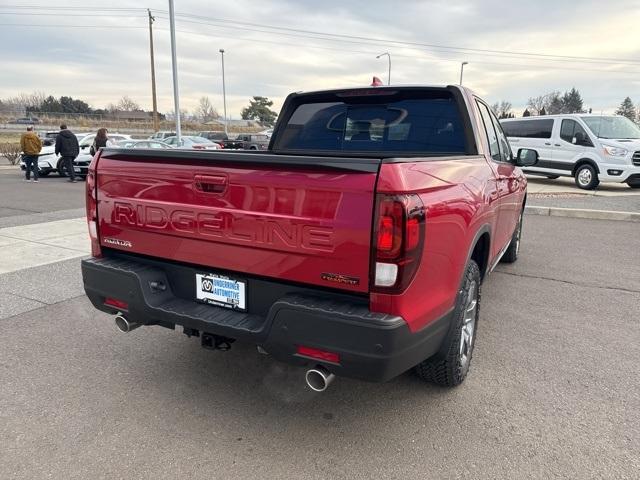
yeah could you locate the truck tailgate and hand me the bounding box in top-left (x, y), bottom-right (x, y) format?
top-left (95, 149), bottom-right (380, 293)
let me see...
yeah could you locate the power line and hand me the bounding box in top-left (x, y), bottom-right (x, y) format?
top-left (3, 4), bottom-right (639, 66)
top-left (153, 26), bottom-right (640, 77)
top-left (0, 23), bottom-right (146, 28)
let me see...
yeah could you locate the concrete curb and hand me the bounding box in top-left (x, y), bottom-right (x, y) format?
top-left (525, 205), bottom-right (640, 222)
top-left (0, 165), bottom-right (18, 170)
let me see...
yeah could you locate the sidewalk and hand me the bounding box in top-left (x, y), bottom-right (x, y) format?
top-left (528, 194), bottom-right (640, 213)
top-left (0, 217), bottom-right (89, 274)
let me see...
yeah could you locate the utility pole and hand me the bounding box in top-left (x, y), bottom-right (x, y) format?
top-left (459, 61), bottom-right (468, 85)
top-left (148, 9), bottom-right (159, 132)
top-left (168, 0), bottom-right (181, 142)
top-left (376, 52), bottom-right (391, 85)
top-left (219, 49), bottom-right (228, 136)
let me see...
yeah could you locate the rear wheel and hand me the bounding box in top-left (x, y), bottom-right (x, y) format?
top-left (501, 209), bottom-right (523, 263)
top-left (627, 182), bottom-right (640, 189)
top-left (415, 260), bottom-right (481, 387)
top-left (574, 164), bottom-right (599, 190)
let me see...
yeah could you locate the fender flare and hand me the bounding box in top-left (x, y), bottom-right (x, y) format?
top-left (572, 158), bottom-right (600, 175)
top-left (464, 224), bottom-right (492, 281)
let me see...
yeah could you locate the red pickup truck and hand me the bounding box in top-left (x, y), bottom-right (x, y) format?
top-left (82, 85), bottom-right (538, 390)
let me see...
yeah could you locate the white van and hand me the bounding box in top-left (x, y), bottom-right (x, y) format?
top-left (501, 115), bottom-right (640, 189)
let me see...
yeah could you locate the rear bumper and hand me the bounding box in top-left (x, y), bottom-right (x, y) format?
top-left (82, 256), bottom-right (451, 382)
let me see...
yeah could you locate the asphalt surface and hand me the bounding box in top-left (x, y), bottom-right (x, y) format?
top-left (0, 170), bottom-right (639, 479)
top-left (0, 167), bottom-right (85, 224)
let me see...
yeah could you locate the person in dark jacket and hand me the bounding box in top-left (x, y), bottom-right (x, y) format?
top-left (90, 128), bottom-right (109, 156)
top-left (54, 124), bottom-right (79, 183)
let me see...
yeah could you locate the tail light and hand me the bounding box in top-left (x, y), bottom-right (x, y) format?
top-left (371, 194), bottom-right (425, 292)
top-left (86, 158), bottom-right (102, 258)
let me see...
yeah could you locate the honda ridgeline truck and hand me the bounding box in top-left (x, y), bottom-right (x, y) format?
top-left (82, 85), bottom-right (538, 390)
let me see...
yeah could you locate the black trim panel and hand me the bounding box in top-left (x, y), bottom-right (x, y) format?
top-left (82, 255), bottom-right (452, 382)
top-left (527, 159), bottom-right (574, 171)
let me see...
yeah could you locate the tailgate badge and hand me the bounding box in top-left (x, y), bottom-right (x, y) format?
top-left (321, 273), bottom-right (360, 286)
top-left (104, 238), bottom-right (133, 248)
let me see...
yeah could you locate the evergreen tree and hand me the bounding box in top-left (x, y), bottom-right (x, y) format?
top-left (241, 96), bottom-right (278, 126)
top-left (561, 88), bottom-right (584, 113)
top-left (523, 109), bottom-right (531, 117)
top-left (615, 97), bottom-right (636, 121)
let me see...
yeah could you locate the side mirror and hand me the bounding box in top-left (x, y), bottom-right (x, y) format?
top-left (516, 148), bottom-right (538, 167)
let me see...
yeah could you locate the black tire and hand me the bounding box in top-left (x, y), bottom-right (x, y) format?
top-left (415, 260), bottom-right (481, 387)
top-left (501, 209), bottom-right (523, 264)
top-left (56, 159), bottom-right (67, 177)
top-left (574, 164), bottom-right (599, 190)
top-left (627, 182), bottom-right (640, 189)
top-left (546, 175), bottom-right (560, 179)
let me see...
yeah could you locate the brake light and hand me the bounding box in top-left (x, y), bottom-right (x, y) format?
top-left (86, 159), bottom-right (102, 258)
top-left (372, 194), bottom-right (425, 292)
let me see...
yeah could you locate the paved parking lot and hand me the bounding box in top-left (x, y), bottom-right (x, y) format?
top-left (0, 167), bottom-right (638, 479)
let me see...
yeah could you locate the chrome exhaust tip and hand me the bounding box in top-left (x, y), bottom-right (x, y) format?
top-left (305, 365), bottom-right (335, 392)
top-left (114, 314), bottom-right (141, 333)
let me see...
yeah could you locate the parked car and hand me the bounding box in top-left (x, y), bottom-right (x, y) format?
top-left (149, 131), bottom-right (176, 141)
top-left (19, 152), bottom-right (91, 178)
top-left (12, 116), bottom-right (40, 124)
top-left (501, 114), bottom-right (640, 189)
top-left (114, 140), bottom-right (172, 149)
top-left (163, 136), bottom-right (221, 150)
top-left (236, 133), bottom-right (269, 150)
top-left (258, 128), bottom-right (274, 138)
top-left (79, 133), bottom-right (133, 154)
top-left (82, 85), bottom-right (537, 390)
top-left (196, 131), bottom-right (243, 149)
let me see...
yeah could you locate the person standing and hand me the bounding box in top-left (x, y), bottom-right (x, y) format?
top-left (54, 124), bottom-right (79, 183)
top-left (90, 128), bottom-right (109, 156)
top-left (20, 126), bottom-right (42, 182)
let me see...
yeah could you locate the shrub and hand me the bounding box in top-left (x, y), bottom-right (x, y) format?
top-left (0, 142), bottom-right (22, 165)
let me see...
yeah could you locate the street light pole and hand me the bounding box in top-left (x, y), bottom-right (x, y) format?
top-left (460, 61), bottom-right (469, 85)
top-left (147, 9), bottom-right (159, 132)
top-left (219, 49), bottom-right (228, 136)
top-left (376, 52), bottom-right (391, 85)
top-left (168, 0), bottom-right (181, 142)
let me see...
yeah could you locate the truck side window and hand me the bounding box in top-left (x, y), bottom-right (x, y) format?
top-left (476, 101), bottom-right (501, 162)
top-left (488, 111), bottom-right (512, 162)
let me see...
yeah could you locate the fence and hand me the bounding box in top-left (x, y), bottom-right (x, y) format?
top-left (0, 111), bottom-right (263, 136)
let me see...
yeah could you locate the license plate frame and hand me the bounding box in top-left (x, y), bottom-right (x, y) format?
top-left (195, 273), bottom-right (247, 312)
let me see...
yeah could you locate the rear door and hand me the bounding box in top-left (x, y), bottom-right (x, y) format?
top-left (96, 150), bottom-right (379, 293)
top-left (476, 100), bottom-right (521, 253)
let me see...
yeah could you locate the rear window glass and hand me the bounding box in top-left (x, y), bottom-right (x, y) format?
top-left (274, 90), bottom-right (466, 154)
top-left (501, 119), bottom-right (554, 139)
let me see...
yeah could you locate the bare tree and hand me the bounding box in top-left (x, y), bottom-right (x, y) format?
top-left (490, 100), bottom-right (513, 119)
top-left (195, 96), bottom-right (219, 123)
top-left (526, 95), bottom-right (546, 116)
top-left (115, 96), bottom-right (141, 112)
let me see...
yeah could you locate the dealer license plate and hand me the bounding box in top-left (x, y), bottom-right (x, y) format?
top-left (196, 273), bottom-right (246, 311)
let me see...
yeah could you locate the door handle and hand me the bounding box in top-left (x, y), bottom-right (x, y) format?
top-left (554, 144), bottom-right (561, 147)
top-left (194, 174), bottom-right (228, 194)
top-left (544, 142), bottom-right (551, 145)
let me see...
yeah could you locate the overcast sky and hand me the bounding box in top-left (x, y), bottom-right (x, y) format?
top-left (1, 0), bottom-right (639, 118)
